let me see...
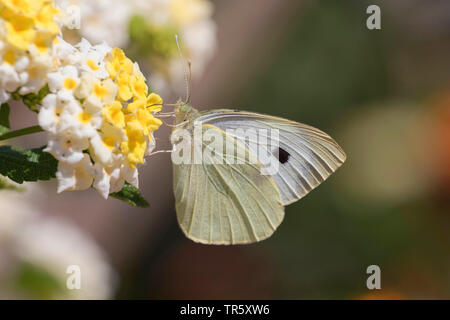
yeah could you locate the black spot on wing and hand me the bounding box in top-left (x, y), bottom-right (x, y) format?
top-left (278, 147), bottom-right (290, 164)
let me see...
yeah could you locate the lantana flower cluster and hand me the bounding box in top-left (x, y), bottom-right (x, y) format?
top-left (39, 37), bottom-right (163, 198)
top-left (0, 0), bottom-right (165, 200)
top-left (0, 0), bottom-right (78, 103)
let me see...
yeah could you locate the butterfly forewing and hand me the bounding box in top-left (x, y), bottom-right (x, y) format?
top-left (197, 110), bottom-right (346, 205)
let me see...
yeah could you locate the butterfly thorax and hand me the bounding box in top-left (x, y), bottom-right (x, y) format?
top-left (175, 104), bottom-right (200, 128)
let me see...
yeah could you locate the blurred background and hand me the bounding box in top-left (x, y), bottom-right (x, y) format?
top-left (2, 0), bottom-right (450, 299)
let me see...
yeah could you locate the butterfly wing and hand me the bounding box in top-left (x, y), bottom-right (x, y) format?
top-left (172, 124), bottom-right (284, 244)
top-left (197, 109), bottom-right (346, 205)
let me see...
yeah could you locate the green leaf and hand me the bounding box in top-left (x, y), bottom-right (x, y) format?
top-left (128, 15), bottom-right (179, 60)
top-left (0, 146), bottom-right (57, 183)
top-left (13, 262), bottom-right (66, 299)
top-left (37, 84), bottom-right (51, 101)
top-left (0, 103), bottom-right (10, 135)
top-left (0, 175), bottom-right (24, 192)
top-left (110, 182), bottom-right (149, 208)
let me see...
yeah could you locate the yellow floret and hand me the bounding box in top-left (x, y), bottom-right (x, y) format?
top-left (64, 78), bottom-right (78, 90)
top-left (130, 74), bottom-right (148, 100)
top-left (146, 93), bottom-right (163, 112)
top-left (1, 0), bottom-right (42, 17)
top-left (106, 48), bottom-right (133, 79)
top-left (35, 3), bottom-right (60, 34)
top-left (115, 70), bottom-right (132, 101)
top-left (100, 122), bottom-right (125, 151)
top-left (1, 0), bottom-right (60, 50)
top-left (3, 15), bottom-right (36, 50)
top-left (125, 98), bottom-right (145, 113)
top-left (78, 112), bottom-right (92, 124)
top-left (3, 49), bottom-right (15, 65)
top-left (93, 82), bottom-right (108, 99)
top-left (103, 101), bottom-right (125, 128)
top-left (121, 120), bottom-right (147, 166)
top-left (136, 108), bottom-right (163, 136)
top-left (86, 59), bottom-right (99, 71)
top-left (34, 32), bottom-right (53, 53)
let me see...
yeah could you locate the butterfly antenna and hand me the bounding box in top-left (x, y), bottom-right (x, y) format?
top-left (187, 59), bottom-right (192, 104)
top-left (175, 34), bottom-right (190, 105)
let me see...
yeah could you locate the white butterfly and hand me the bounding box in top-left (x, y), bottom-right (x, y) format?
top-left (170, 104), bottom-right (346, 245)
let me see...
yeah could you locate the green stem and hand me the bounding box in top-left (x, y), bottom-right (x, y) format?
top-left (0, 125), bottom-right (43, 142)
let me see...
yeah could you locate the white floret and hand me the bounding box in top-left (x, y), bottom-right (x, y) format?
top-left (56, 153), bottom-right (94, 192)
top-left (45, 132), bottom-right (88, 164)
